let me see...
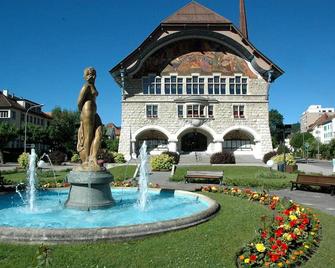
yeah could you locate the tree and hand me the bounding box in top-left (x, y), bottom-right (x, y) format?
top-left (290, 132), bottom-right (315, 151)
top-left (48, 107), bottom-right (80, 155)
top-left (0, 123), bottom-right (18, 164)
top-left (269, 109), bottom-right (284, 147)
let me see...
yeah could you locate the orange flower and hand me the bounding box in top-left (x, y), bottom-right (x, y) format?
top-left (239, 255), bottom-right (245, 261)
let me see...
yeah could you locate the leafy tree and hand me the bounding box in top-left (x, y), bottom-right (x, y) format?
top-left (23, 124), bottom-right (50, 145)
top-left (290, 132), bottom-right (315, 150)
top-left (291, 123), bottom-right (300, 133)
top-left (48, 107), bottom-right (80, 155)
top-left (105, 139), bottom-right (119, 152)
top-left (269, 109), bottom-right (284, 147)
top-left (0, 123), bottom-right (18, 164)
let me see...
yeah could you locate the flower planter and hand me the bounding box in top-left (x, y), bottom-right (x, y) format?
top-left (285, 164), bottom-right (298, 173)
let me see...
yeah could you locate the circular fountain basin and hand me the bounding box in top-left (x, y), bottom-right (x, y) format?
top-left (0, 188), bottom-right (219, 243)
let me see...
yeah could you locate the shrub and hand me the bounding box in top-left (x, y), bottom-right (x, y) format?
top-left (210, 152), bottom-right (235, 164)
top-left (106, 139), bottom-right (119, 152)
top-left (263, 151), bottom-right (277, 164)
top-left (48, 150), bottom-right (66, 165)
top-left (162, 151), bottom-right (180, 164)
top-left (151, 154), bottom-right (174, 170)
top-left (98, 149), bottom-right (114, 163)
top-left (112, 152), bottom-right (126, 163)
top-left (70, 153), bottom-right (81, 163)
top-left (18, 152), bottom-right (29, 169)
top-left (272, 153), bottom-right (296, 165)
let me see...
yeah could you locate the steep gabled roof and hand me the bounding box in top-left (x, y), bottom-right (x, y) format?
top-left (162, 1), bottom-right (230, 24)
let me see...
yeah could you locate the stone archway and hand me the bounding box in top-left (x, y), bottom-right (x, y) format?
top-left (177, 127), bottom-right (216, 154)
top-left (135, 129), bottom-right (169, 155)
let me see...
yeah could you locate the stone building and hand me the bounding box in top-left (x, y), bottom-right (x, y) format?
top-left (110, 1), bottom-right (283, 160)
top-left (0, 89), bottom-right (52, 149)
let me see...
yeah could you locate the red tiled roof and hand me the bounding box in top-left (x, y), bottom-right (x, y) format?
top-left (308, 113), bottom-right (335, 129)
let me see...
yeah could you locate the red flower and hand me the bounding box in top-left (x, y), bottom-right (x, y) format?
top-left (283, 209), bottom-right (290, 216)
top-left (275, 228), bottom-right (284, 237)
top-left (281, 243), bottom-right (288, 251)
top-left (269, 237), bottom-right (275, 242)
top-left (299, 224), bottom-right (306, 230)
top-left (250, 255), bottom-right (257, 262)
top-left (302, 218), bottom-right (309, 225)
top-left (270, 253), bottom-right (280, 262)
top-left (275, 216), bottom-right (284, 222)
top-left (290, 233), bottom-right (297, 240)
top-left (261, 231), bottom-right (267, 239)
top-left (276, 240), bottom-right (282, 246)
top-left (271, 244), bottom-right (278, 250)
top-left (290, 220), bottom-right (297, 227)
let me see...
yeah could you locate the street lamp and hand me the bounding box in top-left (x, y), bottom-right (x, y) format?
top-left (24, 104), bottom-right (44, 152)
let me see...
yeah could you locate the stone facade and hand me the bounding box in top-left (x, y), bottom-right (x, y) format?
top-left (110, 2), bottom-right (283, 160)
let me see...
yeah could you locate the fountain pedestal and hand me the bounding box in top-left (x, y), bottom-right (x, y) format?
top-left (65, 171), bottom-right (114, 210)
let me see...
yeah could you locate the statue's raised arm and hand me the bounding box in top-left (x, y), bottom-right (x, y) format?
top-left (76, 67), bottom-right (103, 171)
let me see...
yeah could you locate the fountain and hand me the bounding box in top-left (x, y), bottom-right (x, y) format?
top-left (0, 68), bottom-right (220, 243)
top-left (137, 141), bottom-right (150, 210)
top-left (27, 148), bottom-right (37, 211)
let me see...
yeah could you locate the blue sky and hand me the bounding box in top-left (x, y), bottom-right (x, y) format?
top-left (1, 0), bottom-right (334, 125)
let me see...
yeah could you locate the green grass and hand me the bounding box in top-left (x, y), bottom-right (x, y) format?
top-left (171, 166), bottom-right (297, 189)
top-left (109, 165), bottom-right (137, 181)
top-left (0, 193), bottom-right (334, 267)
top-left (2, 170), bottom-right (69, 185)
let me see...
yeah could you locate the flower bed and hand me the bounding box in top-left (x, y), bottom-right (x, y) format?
top-left (199, 186), bottom-right (321, 268)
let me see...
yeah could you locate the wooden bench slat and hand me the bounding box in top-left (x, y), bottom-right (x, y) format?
top-left (185, 170), bottom-right (224, 185)
top-left (291, 174), bottom-right (335, 196)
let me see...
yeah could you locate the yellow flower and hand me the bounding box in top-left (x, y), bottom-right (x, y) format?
top-left (284, 224), bottom-right (291, 230)
top-left (294, 228), bottom-right (301, 235)
top-left (310, 232), bottom-right (315, 236)
top-left (289, 214), bottom-right (298, 221)
top-left (256, 243), bottom-right (266, 252)
top-left (277, 262), bottom-right (283, 267)
top-left (244, 258), bottom-right (250, 264)
top-left (283, 233), bottom-right (292, 241)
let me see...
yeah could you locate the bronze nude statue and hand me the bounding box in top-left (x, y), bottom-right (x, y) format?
top-left (76, 67), bottom-right (103, 171)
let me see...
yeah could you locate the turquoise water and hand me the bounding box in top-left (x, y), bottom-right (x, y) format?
top-left (0, 189), bottom-right (209, 229)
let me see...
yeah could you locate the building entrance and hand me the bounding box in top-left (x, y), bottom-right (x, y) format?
top-left (181, 132), bottom-right (207, 152)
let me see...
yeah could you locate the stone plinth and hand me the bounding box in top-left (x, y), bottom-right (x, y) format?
top-left (65, 170), bottom-right (114, 210)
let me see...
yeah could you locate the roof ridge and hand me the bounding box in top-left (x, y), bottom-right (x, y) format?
top-left (162, 1), bottom-right (230, 24)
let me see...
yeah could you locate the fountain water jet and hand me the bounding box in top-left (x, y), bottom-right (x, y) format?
top-left (27, 148), bottom-right (37, 211)
top-left (137, 141), bottom-right (150, 210)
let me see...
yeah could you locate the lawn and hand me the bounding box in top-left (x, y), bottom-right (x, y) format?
top-left (2, 170), bottom-right (69, 185)
top-left (2, 165), bottom-right (137, 185)
top-left (108, 164), bottom-right (137, 181)
top-left (171, 166), bottom-right (297, 189)
top-left (0, 193), bottom-right (334, 267)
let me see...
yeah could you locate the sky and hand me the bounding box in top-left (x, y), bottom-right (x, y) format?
top-left (1, 0), bottom-right (335, 125)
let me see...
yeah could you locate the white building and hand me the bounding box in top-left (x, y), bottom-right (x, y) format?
top-left (308, 113), bottom-right (335, 144)
top-left (110, 2), bottom-right (283, 160)
top-left (300, 105), bottom-right (335, 132)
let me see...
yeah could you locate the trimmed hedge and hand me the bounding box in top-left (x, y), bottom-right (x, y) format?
top-left (210, 152), bottom-right (235, 164)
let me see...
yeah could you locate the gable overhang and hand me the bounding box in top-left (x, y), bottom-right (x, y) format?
top-left (110, 23), bottom-right (284, 87)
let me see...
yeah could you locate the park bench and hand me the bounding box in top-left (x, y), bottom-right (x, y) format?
top-left (185, 170), bottom-right (224, 185)
top-left (291, 174), bottom-right (335, 196)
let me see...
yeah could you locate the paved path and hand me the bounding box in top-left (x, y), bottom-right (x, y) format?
top-left (147, 170), bottom-right (335, 216)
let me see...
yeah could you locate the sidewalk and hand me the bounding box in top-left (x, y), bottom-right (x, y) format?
top-left (147, 170), bottom-right (335, 216)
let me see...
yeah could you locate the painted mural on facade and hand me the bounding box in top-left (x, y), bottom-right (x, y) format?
top-left (138, 39), bottom-right (257, 78)
top-left (161, 51), bottom-right (257, 78)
